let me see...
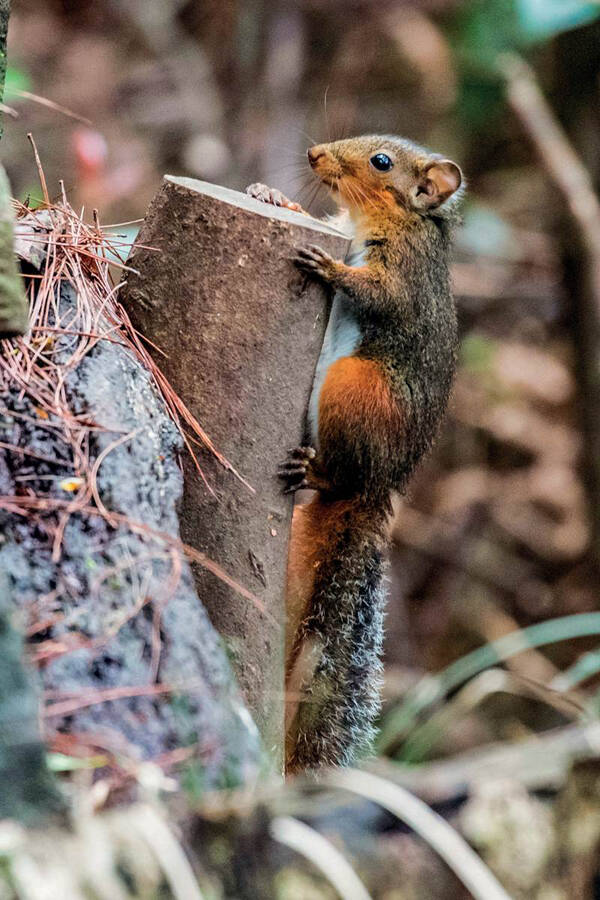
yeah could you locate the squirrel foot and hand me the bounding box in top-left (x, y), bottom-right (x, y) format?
top-left (246, 183), bottom-right (306, 214)
top-left (278, 446), bottom-right (330, 494)
top-left (293, 244), bottom-right (339, 282)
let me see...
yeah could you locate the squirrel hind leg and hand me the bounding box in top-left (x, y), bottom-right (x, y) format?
top-left (278, 446), bottom-right (332, 494)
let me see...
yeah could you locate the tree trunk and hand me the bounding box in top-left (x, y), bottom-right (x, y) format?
top-left (0, 0), bottom-right (9, 128)
top-left (0, 0), bottom-right (28, 338)
top-left (121, 177), bottom-right (349, 767)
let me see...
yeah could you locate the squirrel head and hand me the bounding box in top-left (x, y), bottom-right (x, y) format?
top-left (307, 135), bottom-right (463, 221)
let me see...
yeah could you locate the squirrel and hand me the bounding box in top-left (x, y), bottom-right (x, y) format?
top-left (247, 135), bottom-right (463, 773)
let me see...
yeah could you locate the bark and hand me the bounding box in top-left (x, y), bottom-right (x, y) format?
top-left (121, 177), bottom-right (350, 767)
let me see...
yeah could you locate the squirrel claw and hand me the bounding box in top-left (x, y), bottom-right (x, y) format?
top-left (246, 183), bottom-right (303, 212)
top-left (293, 245), bottom-right (337, 280)
top-left (283, 479), bottom-right (308, 494)
top-left (278, 463), bottom-right (308, 476)
top-left (278, 446), bottom-right (317, 492)
top-left (288, 446), bottom-right (316, 459)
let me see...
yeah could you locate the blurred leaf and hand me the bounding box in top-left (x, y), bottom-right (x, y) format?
top-left (447, 0), bottom-right (600, 127)
top-left (4, 65), bottom-right (31, 95)
top-left (552, 646), bottom-right (600, 690)
top-left (460, 333), bottom-right (498, 375)
top-left (46, 752), bottom-right (108, 772)
top-left (20, 185), bottom-right (44, 209)
top-left (517, 0), bottom-right (600, 42)
top-left (454, 0), bottom-right (522, 69)
top-left (458, 77), bottom-right (505, 129)
top-left (182, 760), bottom-right (207, 800)
top-left (447, 0), bottom-right (521, 127)
top-left (452, 0), bottom-right (600, 67)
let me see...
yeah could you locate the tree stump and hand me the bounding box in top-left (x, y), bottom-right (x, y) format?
top-left (121, 177), bottom-right (349, 766)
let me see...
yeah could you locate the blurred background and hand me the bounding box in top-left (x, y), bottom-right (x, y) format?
top-left (3, 0), bottom-right (600, 769)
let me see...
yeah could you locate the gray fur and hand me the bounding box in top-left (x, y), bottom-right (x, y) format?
top-left (288, 503), bottom-right (388, 771)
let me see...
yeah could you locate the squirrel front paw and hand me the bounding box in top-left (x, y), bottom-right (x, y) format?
top-left (246, 183), bottom-right (304, 213)
top-left (293, 245), bottom-right (339, 282)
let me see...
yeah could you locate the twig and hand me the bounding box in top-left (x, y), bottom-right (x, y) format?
top-left (7, 88), bottom-right (92, 124)
top-left (0, 101), bottom-right (18, 118)
top-left (44, 682), bottom-right (178, 717)
top-left (499, 53), bottom-right (600, 260)
top-left (130, 805), bottom-right (206, 900)
top-left (26, 133), bottom-right (50, 206)
top-left (0, 440), bottom-right (67, 467)
top-left (499, 50), bottom-right (600, 566)
top-left (89, 427), bottom-right (143, 528)
top-left (150, 547), bottom-right (182, 681)
top-left (369, 722), bottom-right (600, 806)
top-left (398, 667), bottom-right (584, 765)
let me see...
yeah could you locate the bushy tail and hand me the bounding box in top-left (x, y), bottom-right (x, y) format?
top-left (285, 495), bottom-right (388, 773)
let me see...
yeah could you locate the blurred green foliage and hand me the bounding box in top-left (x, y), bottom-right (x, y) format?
top-left (46, 752), bottom-right (108, 772)
top-left (3, 64), bottom-right (31, 95)
top-left (449, 0), bottom-right (600, 126)
top-left (460, 333), bottom-right (497, 375)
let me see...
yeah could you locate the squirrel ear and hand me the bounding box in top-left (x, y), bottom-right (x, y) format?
top-left (415, 159), bottom-right (462, 210)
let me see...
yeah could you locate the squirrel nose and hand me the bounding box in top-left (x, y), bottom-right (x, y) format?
top-left (307, 146), bottom-right (325, 168)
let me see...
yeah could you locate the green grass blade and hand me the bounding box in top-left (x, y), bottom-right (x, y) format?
top-left (378, 612), bottom-right (600, 754)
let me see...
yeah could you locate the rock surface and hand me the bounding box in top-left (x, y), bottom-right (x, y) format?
top-left (0, 270), bottom-right (262, 790)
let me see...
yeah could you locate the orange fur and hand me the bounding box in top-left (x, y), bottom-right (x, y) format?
top-left (285, 495), bottom-right (381, 743)
top-left (285, 358), bottom-right (403, 697)
top-left (286, 496), bottom-right (359, 667)
top-left (318, 355), bottom-right (404, 453)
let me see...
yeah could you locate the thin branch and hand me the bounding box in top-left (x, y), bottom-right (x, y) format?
top-left (6, 88), bottom-right (92, 124)
top-left (499, 51), bottom-right (600, 565)
top-left (499, 52), bottom-right (600, 260)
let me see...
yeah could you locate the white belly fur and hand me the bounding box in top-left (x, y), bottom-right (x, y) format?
top-left (308, 241), bottom-right (365, 447)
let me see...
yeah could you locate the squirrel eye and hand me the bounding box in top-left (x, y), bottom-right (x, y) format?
top-left (370, 153), bottom-right (393, 172)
